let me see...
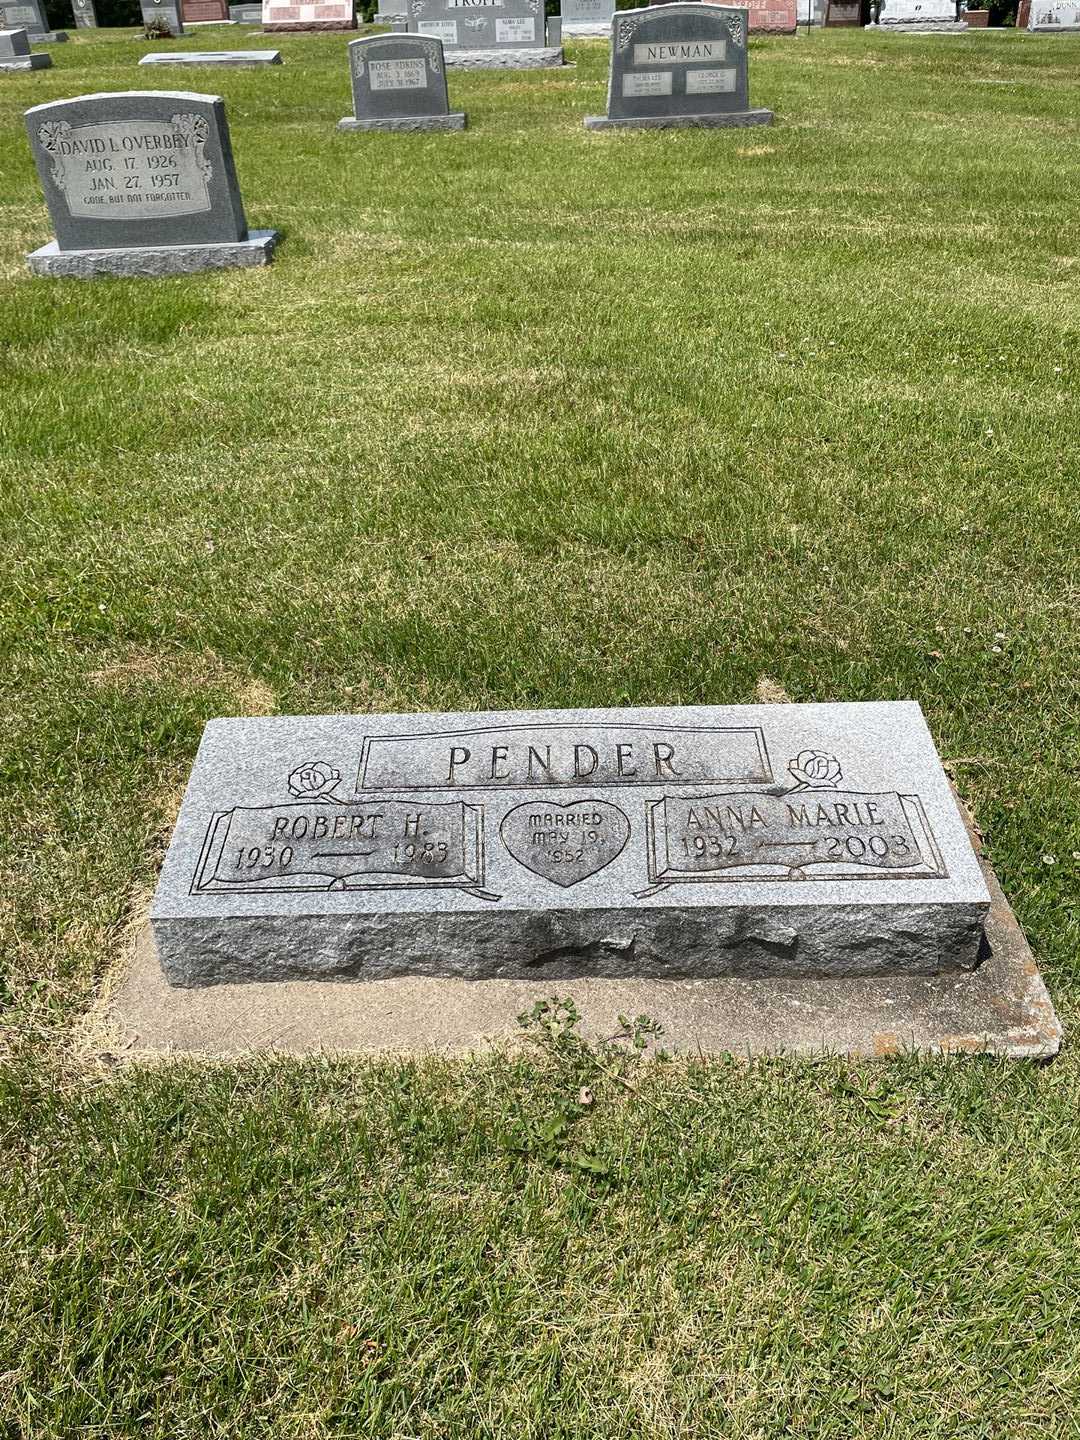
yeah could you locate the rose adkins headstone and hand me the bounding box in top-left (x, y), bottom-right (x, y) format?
top-left (1028, 0), bottom-right (1080, 27)
top-left (585, 4), bottom-right (773, 131)
top-left (25, 91), bottom-right (279, 278)
top-left (408, 0), bottom-right (562, 68)
top-left (0, 0), bottom-right (66, 41)
top-left (151, 701), bottom-right (992, 989)
top-left (72, 0), bottom-right (98, 28)
top-left (0, 25), bottom-right (52, 67)
top-left (338, 34), bottom-right (465, 131)
top-left (140, 0), bottom-right (185, 33)
top-left (262, 0), bottom-right (354, 32)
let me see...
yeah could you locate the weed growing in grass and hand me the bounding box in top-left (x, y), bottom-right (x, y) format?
top-left (505, 998), bottom-right (666, 1178)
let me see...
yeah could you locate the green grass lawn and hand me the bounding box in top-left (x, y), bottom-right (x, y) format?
top-left (1, 22), bottom-right (1079, 1437)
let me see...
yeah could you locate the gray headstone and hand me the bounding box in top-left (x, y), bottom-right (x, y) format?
top-left (376, 0), bottom-right (408, 16)
top-left (140, 48), bottom-right (284, 62)
top-left (0, 21), bottom-right (29, 48)
top-left (1028, 0), bottom-right (1079, 25)
top-left (150, 701), bottom-right (991, 989)
top-left (871, 0), bottom-right (966, 23)
top-left (0, 0), bottom-right (66, 39)
top-left (338, 33), bottom-right (465, 130)
top-left (228, 2), bottom-right (263, 17)
top-left (0, 21), bottom-right (51, 61)
top-left (409, 0), bottom-right (547, 50)
top-left (561, 0), bottom-right (610, 27)
top-left (139, 0), bottom-right (184, 33)
top-left (26, 91), bottom-right (248, 251)
top-left (71, 0), bottom-right (99, 27)
top-left (585, 4), bottom-right (773, 130)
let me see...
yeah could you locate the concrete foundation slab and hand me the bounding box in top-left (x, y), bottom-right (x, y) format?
top-left (338, 112), bottom-right (466, 131)
top-left (585, 107), bottom-right (774, 130)
top-left (27, 229), bottom-right (279, 278)
top-left (103, 848), bottom-right (1061, 1061)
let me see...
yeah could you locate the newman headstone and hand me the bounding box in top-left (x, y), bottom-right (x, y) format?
top-left (25, 90), bottom-right (278, 277)
top-left (1028, 0), bottom-right (1080, 27)
top-left (151, 701), bottom-right (992, 988)
top-left (140, 0), bottom-right (185, 32)
top-left (262, 0), bottom-right (354, 31)
top-left (71, 0), bottom-right (99, 27)
top-left (585, 4), bottom-right (773, 131)
top-left (0, 0), bottom-right (66, 41)
top-left (408, 0), bottom-right (562, 67)
top-left (338, 34), bottom-right (465, 131)
top-left (0, 25), bottom-right (52, 65)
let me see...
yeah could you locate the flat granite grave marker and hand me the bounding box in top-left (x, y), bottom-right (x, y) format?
top-left (0, 25), bottom-right (52, 65)
top-left (72, 0), bottom-right (99, 28)
top-left (338, 34), bottom-right (465, 131)
top-left (0, 0), bottom-right (65, 41)
top-left (140, 47), bottom-right (283, 62)
top-left (585, 3), bottom-right (773, 131)
top-left (408, 0), bottom-right (563, 68)
top-left (25, 90), bottom-right (278, 277)
top-left (152, 700), bottom-right (998, 988)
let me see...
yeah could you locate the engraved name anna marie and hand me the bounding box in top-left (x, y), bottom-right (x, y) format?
top-left (187, 732), bottom-right (948, 900)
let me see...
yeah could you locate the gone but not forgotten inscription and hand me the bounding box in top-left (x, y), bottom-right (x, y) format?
top-left (151, 701), bottom-right (991, 987)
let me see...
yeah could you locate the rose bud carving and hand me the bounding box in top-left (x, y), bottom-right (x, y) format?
top-left (787, 750), bottom-right (842, 790)
top-left (287, 761), bottom-right (341, 800)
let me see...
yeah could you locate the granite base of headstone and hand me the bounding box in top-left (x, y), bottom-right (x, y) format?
top-left (0, 24), bottom-right (51, 63)
top-left (152, 700), bottom-right (998, 988)
top-left (338, 33), bottom-right (465, 131)
top-left (25, 90), bottom-right (279, 279)
top-left (443, 45), bottom-right (563, 66)
top-left (585, 3), bottom-right (772, 132)
top-left (140, 47), bottom-right (283, 62)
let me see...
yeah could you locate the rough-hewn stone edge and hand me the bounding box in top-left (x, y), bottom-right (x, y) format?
top-left (138, 50), bottom-right (283, 62)
top-left (102, 844), bottom-right (1063, 1060)
top-left (337, 112), bottom-right (466, 132)
top-left (444, 45), bottom-right (563, 67)
top-left (262, 19), bottom-right (355, 27)
top-left (584, 108), bottom-right (774, 131)
top-left (30, 28), bottom-right (67, 39)
top-left (865, 19), bottom-right (969, 27)
top-left (26, 230), bottom-right (279, 279)
top-left (0, 52), bottom-right (52, 67)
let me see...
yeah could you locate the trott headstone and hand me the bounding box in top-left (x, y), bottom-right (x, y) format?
top-left (71, 0), bottom-right (99, 27)
top-left (408, 0), bottom-right (562, 68)
top-left (151, 701), bottom-right (992, 988)
top-left (585, 3), bottom-right (773, 131)
top-left (0, 0), bottom-right (66, 41)
top-left (338, 34), bottom-right (465, 131)
top-left (0, 25), bottom-right (52, 66)
top-left (261, 0), bottom-right (354, 31)
top-left (25, 90), bottom-right (278, 277)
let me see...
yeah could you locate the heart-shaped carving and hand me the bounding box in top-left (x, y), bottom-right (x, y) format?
top-left (500, 800), bottom-right (630, 889)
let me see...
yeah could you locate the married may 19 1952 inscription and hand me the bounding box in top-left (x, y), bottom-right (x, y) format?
top-left (151, 703), bottom-right (990, 988)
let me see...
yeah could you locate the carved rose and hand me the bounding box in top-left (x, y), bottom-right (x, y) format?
top-left (288, 761), bottom-right (341, 800)
top-left (788, 750), bottom-right (842, 789)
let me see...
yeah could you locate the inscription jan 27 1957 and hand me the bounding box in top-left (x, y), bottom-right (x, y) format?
top-left (151, 703), bottom-right (991, 987)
